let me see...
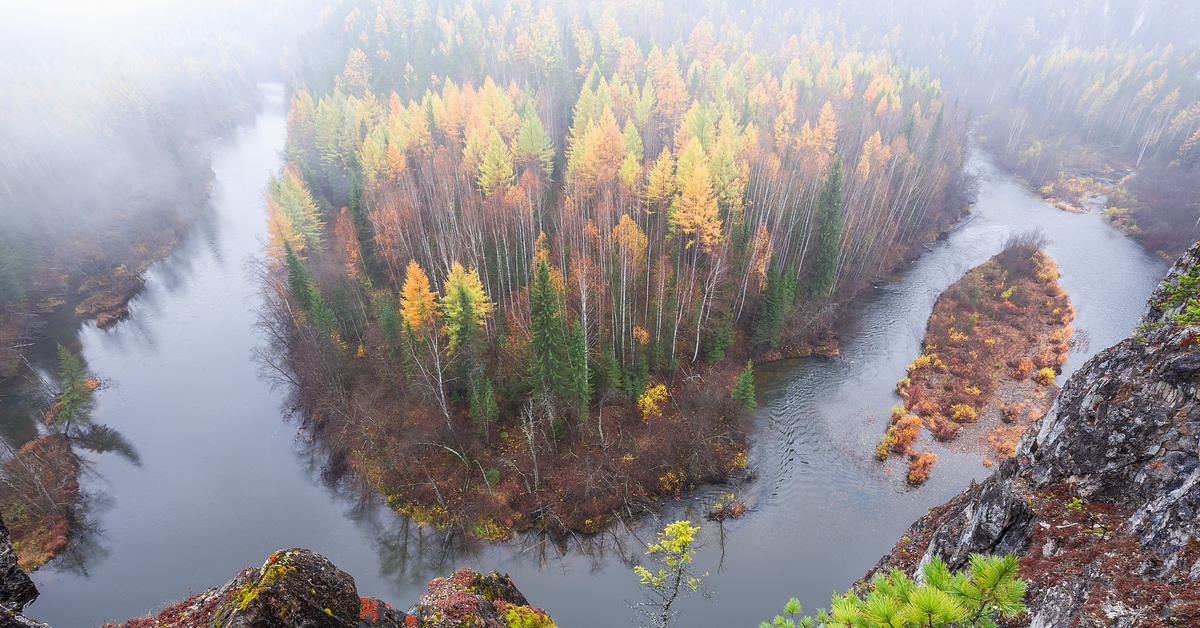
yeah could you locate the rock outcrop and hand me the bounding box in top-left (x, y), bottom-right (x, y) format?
top-left (869, 241), bottom-right (1200, 626)
top-left (100, 550), bottom-right (553, 628)
top-left (0, 512), bottom-right (46, 627)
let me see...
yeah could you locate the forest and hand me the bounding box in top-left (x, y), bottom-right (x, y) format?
top-left (261, 0), bottom-right (974, 535)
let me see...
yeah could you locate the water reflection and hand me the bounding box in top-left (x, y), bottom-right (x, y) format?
top-left (21, 89), bottom-right (1169, 628)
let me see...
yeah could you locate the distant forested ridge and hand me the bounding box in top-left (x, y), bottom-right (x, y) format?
top-left (263, 0), bottom-right (973, 535)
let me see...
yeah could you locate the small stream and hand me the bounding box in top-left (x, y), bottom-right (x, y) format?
top-left (11, 86), bottom-right (1166, 627)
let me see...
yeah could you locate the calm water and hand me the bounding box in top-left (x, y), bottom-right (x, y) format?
top-left (16, 87), bottom-right (1165, 626)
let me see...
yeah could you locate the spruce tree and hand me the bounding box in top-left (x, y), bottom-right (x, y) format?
top-left (732, 360), bottom-right (756, 413)
top-left (754, 264), bottom-right (796, 349)
top-left (54, 344), bottom-right (93, 433)
top-left (808, 155), bottom-right (843, 300)
top-left (284, 240), bottom-right (314, 312)
top-left (529, 258), bottom-right (569, 400)
top-left (567, 319), bottom-right (591, 412)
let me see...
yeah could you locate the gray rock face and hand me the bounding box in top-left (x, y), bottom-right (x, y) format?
top-left (870, 241), bottom-right (1200, 625)
top-left (0, 514), bottom-right (37, 614)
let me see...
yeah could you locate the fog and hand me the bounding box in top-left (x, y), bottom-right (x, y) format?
top-left (0, 0), bottom-right (321, 311)
top-left (2, 0), bottom-right (1199, 624)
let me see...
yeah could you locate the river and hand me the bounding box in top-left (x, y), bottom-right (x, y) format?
top-left (15, 86), bottom-right (1166, 626)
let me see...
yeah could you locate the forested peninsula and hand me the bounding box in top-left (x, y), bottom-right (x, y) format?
top-left (261, 0), bottom-right (974, 536)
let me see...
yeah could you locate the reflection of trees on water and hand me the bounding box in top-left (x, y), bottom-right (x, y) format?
top-left (0, 344), bottom-right (142, 576)
top-left (48, 490), bottom-right (113, 578)
top-left (71, 424), bottom-right (142, 467)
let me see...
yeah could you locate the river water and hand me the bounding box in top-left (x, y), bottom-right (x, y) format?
top-left (16, 86), bottom-right (1166, 626)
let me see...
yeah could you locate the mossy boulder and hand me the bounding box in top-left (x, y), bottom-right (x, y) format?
top-left (100, 555), bottom-right (548, 628)
top-left (408, 569), bottom-right (553, 628)
top-left (209, 548), bottom-right (360, 628)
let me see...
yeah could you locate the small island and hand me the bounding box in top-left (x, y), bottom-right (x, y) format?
top-left (880, 235), bottom-right (1075, 483)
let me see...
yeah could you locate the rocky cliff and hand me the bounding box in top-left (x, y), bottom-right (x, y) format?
top-left (0, 542), bottom-right (553, 628)
top-left (869, 241), bottom-right (1200, 626)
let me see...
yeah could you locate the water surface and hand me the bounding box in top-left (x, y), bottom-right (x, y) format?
top-left (18, 89), bottom-right (1166, 626)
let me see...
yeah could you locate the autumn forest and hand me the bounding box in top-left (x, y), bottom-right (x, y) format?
top-left (258, 0), bottom-right (973, 535)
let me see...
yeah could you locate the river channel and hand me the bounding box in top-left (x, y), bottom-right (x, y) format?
top-left (14, 86), bottom-right (1166, 626)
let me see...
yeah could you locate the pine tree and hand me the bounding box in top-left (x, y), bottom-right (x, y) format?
top-left (760, 553), bottom-right (1028, 628)
top-left (529, 257), bottom-right (569, 400)
top-left (808, 155), bottom-right (843, 300)
top-left (732, 360), bottom-right (756, 412)
top-left (54, 344), bottom-right (93, 433)
top-left (753, 264), bottom-right (796, 349)
top-left (284, 240), bottom-right (314, 312)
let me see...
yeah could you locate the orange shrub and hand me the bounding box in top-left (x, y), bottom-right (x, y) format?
top-left (1011, 358), bottom-right (1034, 379)
top-left (907, 452), bottom-right (938, 485)
top-left (929, 416), bottom-right (960, 441)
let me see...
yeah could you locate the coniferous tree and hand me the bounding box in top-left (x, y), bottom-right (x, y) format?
top-left (284, 241), bottom-right (314, 312)
top-left (732, 360), bottom-right (756, 412)
top-left (567, 319), bottom-right (591, 412)
top-left (54, 344), bottom-right (93, 433)
top-left (753, 264), bottom-right (796, 349)
top-left (809, 155), bottom-right (843, 300)
top-left (529, 257), bottom-right (569, 400)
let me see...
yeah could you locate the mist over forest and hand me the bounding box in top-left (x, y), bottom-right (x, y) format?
top-left (2, 2), bottom-right (1200, 627)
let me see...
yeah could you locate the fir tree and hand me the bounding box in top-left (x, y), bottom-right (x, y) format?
top-left (528, 257), bottom-right (569, 400)
top-left (469, 377), bottom-right (499, 431)
top-left (54, 344), bottom-right (93, 433)
top-left (753, 264), bottom-right (796, 348)
top-left (732, 360), bottom-right (756, 412)
top-left (808, 155), bottom-right (843, 300)
top-left (601, 340), bottom-right (624, 394)
top-left (567, 319), bottom-right (591, 412)
top-left (284, 240), bottom-right (314, 312)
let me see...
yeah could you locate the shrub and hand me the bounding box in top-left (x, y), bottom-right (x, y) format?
top-left (875, 439), bottom-right (891, 460)
top-left (907, 452), bottom-right (938, 484)
top-left (639, 384), bottom-right (668, 422)
top-left (484, 468), bottom-right (500, 486)
top-left (950, 403), bottom-right (977, 423)
top-left (929, 416), bottom-right (960, 441)
top-left (1011, 358), bottom-right (1034, 379)
top-left (1033, 367), bottom-right (1056, 385)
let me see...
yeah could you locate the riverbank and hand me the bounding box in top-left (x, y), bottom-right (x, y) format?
top-left (975, 112), bottom-right (1197, 262)
top-left (883, 238), bottom-right (1074, 482)
top-left (0, 434), bottom-right (79, 572)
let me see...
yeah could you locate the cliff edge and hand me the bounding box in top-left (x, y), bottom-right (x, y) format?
top-left (868, 241), bottom-right (1200, 626)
